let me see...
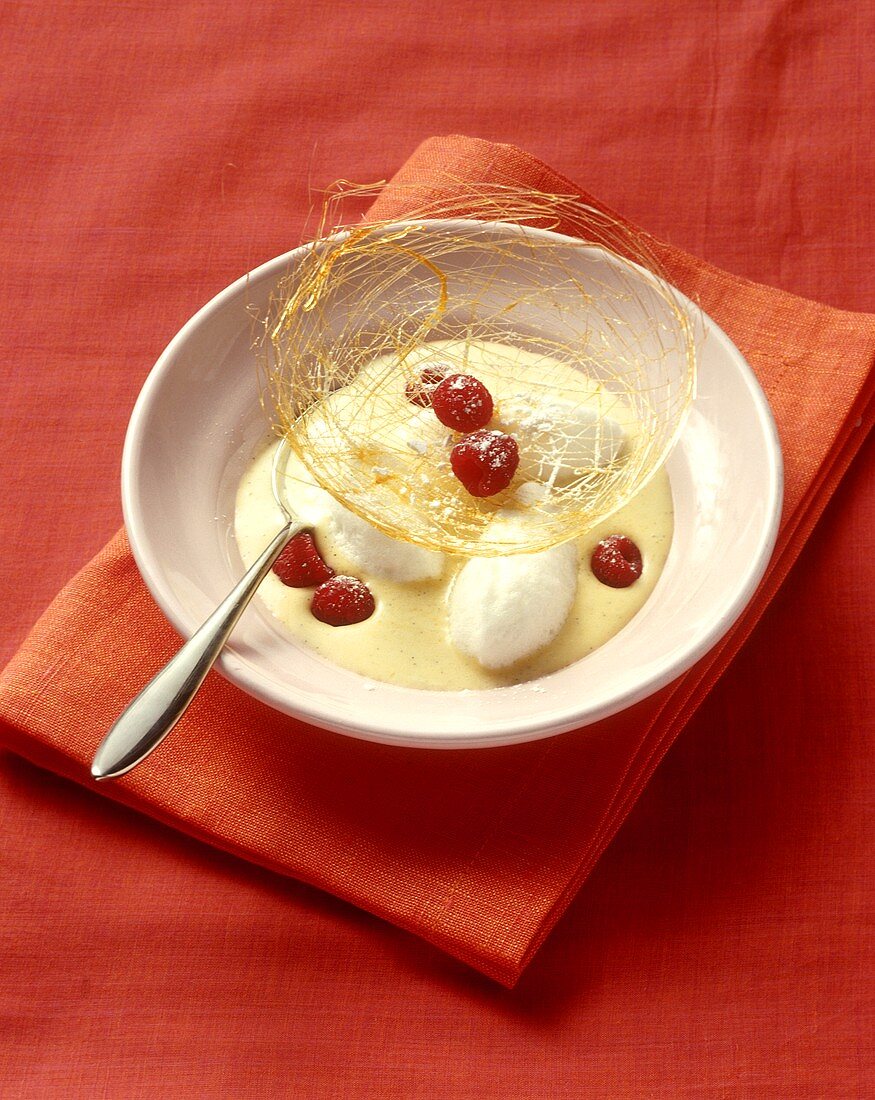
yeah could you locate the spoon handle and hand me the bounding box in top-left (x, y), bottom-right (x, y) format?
top-left (91, 520), bottom-right (302, 780)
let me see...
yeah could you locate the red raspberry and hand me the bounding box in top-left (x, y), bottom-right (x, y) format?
top-left (272, 531), bottom-right (334, 588)
top-left (431, 374), bottom-right (494, 431)
top-left (450, 429), bottom-right (519, 497)
top-left (405, 363), bottom-right (449, 407)
top-left (590, 535), bottom-right (643, 588)
top-left (310, 575), bottom-right (376, 626)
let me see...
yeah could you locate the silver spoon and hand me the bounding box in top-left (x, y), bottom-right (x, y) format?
top-left (91, 439), bottom-right (305, 780)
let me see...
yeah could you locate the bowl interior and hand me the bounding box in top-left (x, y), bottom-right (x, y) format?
top-left (123, 221), bottom-right (782, 748)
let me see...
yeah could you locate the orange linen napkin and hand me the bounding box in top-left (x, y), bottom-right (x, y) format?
top-left (1, 136), bottom-right (873, 986)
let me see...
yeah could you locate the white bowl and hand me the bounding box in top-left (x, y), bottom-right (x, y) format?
top-left (123, 221), bottom-right (783, 749)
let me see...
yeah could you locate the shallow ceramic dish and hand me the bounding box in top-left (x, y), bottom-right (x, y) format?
top-left (123, 221), bottom-right (783, 748)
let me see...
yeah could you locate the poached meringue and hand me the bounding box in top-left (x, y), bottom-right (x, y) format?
top-left (448, 540), bottom-right (579, 669)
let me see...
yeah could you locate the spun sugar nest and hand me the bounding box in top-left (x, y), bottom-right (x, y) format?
top-left (257, 183), bottom-right (696, 556)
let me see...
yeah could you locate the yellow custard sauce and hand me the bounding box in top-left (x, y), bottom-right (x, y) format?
top-left (234, 340), bottom-right (674, 691)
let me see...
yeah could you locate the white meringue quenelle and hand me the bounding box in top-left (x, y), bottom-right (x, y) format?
top-left (290, 470), bottom-right (445, 583)
top-left (320, 494), bottom-right (444, 582)
top-left (498, 393), bottom-right (625, 485)
top-left (448, 518), bottom-right (580, 669)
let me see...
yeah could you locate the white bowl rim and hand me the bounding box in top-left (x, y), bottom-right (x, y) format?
top-left (122, 218), bottom-right (784, 748)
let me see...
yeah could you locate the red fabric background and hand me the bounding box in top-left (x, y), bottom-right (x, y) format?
top-left (1, 1), bottom-right (872, 1096)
